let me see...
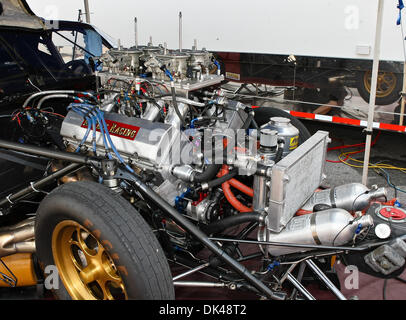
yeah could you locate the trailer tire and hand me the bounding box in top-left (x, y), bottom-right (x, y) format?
top-left (35, 181), bottom-right (174, 300)
top-left (356, 69), bottom-right (402, 106)
top-left (253, 106), bottom-right (311, 144)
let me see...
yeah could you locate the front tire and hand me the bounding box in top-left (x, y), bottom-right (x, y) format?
top-left (35, 181), bottom-right (174, 300)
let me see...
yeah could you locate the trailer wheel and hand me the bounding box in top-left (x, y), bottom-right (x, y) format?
top-left (356, 70), bottom-right (402, 105)
top-left (253, 106), bottom-right (311, 144)
top-left (35, 181), bottom-right (174, 300)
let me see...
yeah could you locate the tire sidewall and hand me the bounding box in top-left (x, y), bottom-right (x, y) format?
top-left (35, 184), bottom-right (169, 300)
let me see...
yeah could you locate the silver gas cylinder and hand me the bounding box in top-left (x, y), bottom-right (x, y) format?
top-left (301, 183), bottom-right (387, 212)
top-left (258, 208), bottom-right (374, 256)
top-left (261, 117), bottom-right (299, 157)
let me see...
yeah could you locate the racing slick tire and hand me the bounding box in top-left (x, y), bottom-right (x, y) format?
top-left (35, 181), bottom-right (174, 300)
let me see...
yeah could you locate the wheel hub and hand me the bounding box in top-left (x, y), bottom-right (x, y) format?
top-left (364, 70), bottom-right (397, 98)
top-left (52, 220), bottom-right (127, 300)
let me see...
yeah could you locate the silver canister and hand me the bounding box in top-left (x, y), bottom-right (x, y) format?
top-left (107, 48), bottom-right (143, 74)
top-left (259, 128), bottom-right (278, 149)
top-left (261, 117), bottom-right (299, 156)
top-left (186, 49), bottom-right (213, 75)
top-left (259, 208), bottom-right (374, 256)
top-left (301, 183), bottom-right (388, 212)
top-left (156, 51), bottom-right (190, 80)
top-left (139, 45), bottom-right (163, 61)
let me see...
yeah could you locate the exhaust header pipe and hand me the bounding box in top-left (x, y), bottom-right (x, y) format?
top-left (0, 219), bottom-right (35, 258)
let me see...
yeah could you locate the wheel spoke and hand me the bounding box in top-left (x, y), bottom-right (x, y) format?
top-left (382, 78), bottom-right (394, 86)
top-left (79, 263), bottom-right (101, 285)
top-left (97, 278), bottom-right (126, 300)
top-left (96, 279), bottom-right (112, 300)
top-left (378, 84), bottom-right (387, 93)
top-left (99, 250), bottom-right (122, 281)
top-left (52, 220), bottom-right (128, 300)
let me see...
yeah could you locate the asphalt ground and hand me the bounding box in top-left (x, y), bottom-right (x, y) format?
top-left (303, 119), bottom-right (406, 206)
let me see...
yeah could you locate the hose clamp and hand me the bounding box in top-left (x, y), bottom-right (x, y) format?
top-left (30, 182), bottom-right (40, 193)
top-left (30, 182), bottom-right (49, 195)
top-left (6, 194), bottom-right (14, 205)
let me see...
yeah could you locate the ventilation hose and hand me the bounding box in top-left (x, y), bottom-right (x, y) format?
top-left (202, 212), bottom-right (261, 235)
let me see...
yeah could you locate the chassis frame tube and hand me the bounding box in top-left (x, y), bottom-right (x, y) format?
top-left (209, 237), bottom-right (387, 252)
top-left (119, 169), bottom-right (284, 300)
top-left (173, 263), bottom-right (210, 281)
top-left (0, 163), bottom-right (84, 208)
top-left (305, 259), bottom-right (346, 300)
top-left (286, 273), bottom-right (315, 300)
top-left (0, 139), bottom-right (98, 165)
top-left (173, 281), bottom-right (226, 288)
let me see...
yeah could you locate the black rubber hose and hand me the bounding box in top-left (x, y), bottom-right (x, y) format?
top-left (202, 213), bottom-right (261, 235)
top-left (193, 139), bottom-right (230, 183)
top-left (274, 141), bottom-right (285, 163)
top-left (242, 113), bottom-right (254, 130)
top-left (132, 93), bottom-right (165, 116)
top-left (193, 164), bottom-right (222, 183)
top-left (243, 111), bottom-right (260, 130)
top-left (204, 168), bottom-right (238, 189)
top-left (193, 146), bottom-right (231, 183)
top-left (171, 86), bottom-right (187, 127)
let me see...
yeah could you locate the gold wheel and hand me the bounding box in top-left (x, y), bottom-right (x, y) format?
top-left (52, 220), bottom-right (127, 300)
top-left (363, 70), bottom-right (397, 98)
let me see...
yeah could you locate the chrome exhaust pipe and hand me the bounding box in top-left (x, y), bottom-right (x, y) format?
top-left (0, 219), bottom-right (35, 258)
top-left (301, 183), bottom-right (388, 212)
top-left (0, 217), bottom-right (34, 232)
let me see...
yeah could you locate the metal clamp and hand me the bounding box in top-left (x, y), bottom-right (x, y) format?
top-left (5, 194), bottom-right (13, 205)
top-left (30, 182), bottom-right (49, 195)
top-left (30, 182), bottom-right (40, 193)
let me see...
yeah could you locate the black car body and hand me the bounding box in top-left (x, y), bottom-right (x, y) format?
top-left (0, 0), bottom-right (112, 201)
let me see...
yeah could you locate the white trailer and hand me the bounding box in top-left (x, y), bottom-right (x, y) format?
top-left (105, 0), bottom-right (405, 107)
top-left (27, 0), bottom-right (406, 107)
top-left (27, 0), bottom-right (405, 60)
top-left (128, 0), bottom-right (403, 62)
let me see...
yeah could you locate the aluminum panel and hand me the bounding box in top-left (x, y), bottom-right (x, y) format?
top-left (266, 131), bottom-right (330, 232)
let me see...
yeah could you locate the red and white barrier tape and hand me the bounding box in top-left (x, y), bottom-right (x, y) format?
top-left (252, 107), bottom-right (406, 133)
